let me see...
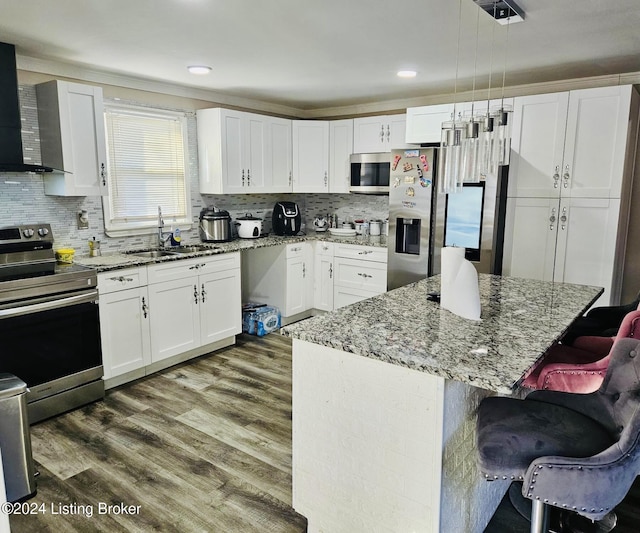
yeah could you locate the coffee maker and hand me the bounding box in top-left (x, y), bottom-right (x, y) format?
top-left (272, 202), bottom-right (301, 235)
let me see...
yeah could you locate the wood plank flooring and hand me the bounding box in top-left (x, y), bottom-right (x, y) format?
top-left (10, 333), bottom-right (307, 533)
top-left (10, 331), bottom-right (640, 532)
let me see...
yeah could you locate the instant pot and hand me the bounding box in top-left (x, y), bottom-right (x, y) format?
top-left (199, 207), bottom-right (233, 242)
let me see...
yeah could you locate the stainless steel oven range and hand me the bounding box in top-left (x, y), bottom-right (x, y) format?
top-left (0, 224), bottom-right (103, 423)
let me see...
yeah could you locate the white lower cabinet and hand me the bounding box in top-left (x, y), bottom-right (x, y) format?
top-left (98, 267), bottom-right (151, 380)
top-left (98, 253), bottom-right (241, 388)
top-left (147, 275), bottom-right (202, 362)
top-left (147, 253), bottom-right (242, 363)
top-left (503, 197), bottom-right (622, 305)
top-left (314, 242), bottom-right (334, 312)
top-left (242, 243), bottom-right (314, 320)
top-left (332, 244), bottom-right (388, 309)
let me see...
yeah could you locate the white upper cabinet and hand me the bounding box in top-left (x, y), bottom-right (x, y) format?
top-left (405, 104), bottom-right (453, 144)
top-left (353, 114), bottom-right (408, 153)
top-left (405, 99), bottom-right (514, 145)
top-left (268, 116), bottom-right (294, 193)
top-left (329, 119), bottom-right (353, 193)
top-left (36, 80), bottom-right (108, 196)
top-left (508, 86), bottom-right (632, 199)
top-left (292, 120), bottom-right (329, 193)
top-left (197, 108), bottom-right (292, 194)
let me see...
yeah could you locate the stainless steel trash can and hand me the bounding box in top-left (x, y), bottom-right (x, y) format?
top-left (0, 374), bottom-right (36, 502)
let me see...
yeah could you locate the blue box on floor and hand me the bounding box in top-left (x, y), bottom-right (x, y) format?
top-left (242, 303), bottom-right (281, 336)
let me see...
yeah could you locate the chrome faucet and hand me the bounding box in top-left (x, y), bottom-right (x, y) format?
top-left (157, 206), bottom-right (173, 248)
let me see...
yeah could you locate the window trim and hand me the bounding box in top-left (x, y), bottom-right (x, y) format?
top-left (102, 103), bottom-right (193, 238)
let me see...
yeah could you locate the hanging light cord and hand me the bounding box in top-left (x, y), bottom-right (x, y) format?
top-left (470, 6), bottom-right (480, 116)
top-left (452, 0), bottom-right (463, 123)
top-left (486, 2), bottom-right (496, 115)
top-left (500, 8), bottom-right (511, 107)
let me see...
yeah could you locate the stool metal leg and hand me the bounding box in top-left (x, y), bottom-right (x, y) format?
top-left (530, 500), bottom-right (549, 533)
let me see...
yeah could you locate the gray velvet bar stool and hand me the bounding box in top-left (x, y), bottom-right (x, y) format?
top-left (476, 337), bottom-right (640, 533)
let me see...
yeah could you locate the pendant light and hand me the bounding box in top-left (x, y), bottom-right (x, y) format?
top-left (438, 0), bottom-right (465, 195)
top-left (460, 6), bottom-right (482, 184)
top-left (439, 0), bottom-right (524, 191)
top-left (492, 9), bottom-right (513, 167)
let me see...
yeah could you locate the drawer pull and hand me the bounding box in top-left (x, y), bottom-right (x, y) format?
top-left (291, 246), bottom-right (302, 252)
top-left (108, 276), bottom-right (134, 283)
top-left (357, 272), bottom-right (373, 279)
top-left (358, 250), bottom-right (373, 255)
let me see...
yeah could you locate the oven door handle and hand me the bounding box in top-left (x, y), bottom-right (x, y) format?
top-left (0, 289), bottom-right (99, 319)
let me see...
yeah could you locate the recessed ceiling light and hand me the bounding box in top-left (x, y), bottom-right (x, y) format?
top-left (397, 70), bottom-right (417, 78)
top-left (187, 65), bottom-right (212, 75)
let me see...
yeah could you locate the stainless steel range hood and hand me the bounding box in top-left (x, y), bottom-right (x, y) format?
top-left (0, 42), bottom-right (54, 173)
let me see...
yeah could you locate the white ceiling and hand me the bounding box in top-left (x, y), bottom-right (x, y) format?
top-left (3, 0), bottom-right (640, 116)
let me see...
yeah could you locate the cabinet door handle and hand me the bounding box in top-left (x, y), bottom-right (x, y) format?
top-left (386, 125), bottom-right (390, 141)
top-left (380, 125), bottom-right (385, 142)
top-left (194, 284), bottom-right (199, 304)
top-left (329, 264), bottom-right (333, 279)
top-left (242, 169), bottom-right (245, 187)
top-left (549, 207), bottom-right (557, 231)
top-left (357, 272), bottom-right (372, 279)
top-left (100, 162), bottom-right (107, 187)
top-left (302, 263), bottom-right (306, 278)
top-left (289, 171), bottom-right (292, 186)
top-left (324, 172), bottom-right (328, 186)
top-left (201, 283), bottom-right (206, 302)
top-left (563, 165), bottom-right (570, 188)
top-left (560, 207), bottom-right (568, 230)
top-left (141, 296), bottom-right (148, 318)
top-left (247, 168), bottom-right (251, 186)
top-left (553, 165), bottom-right (560, 188)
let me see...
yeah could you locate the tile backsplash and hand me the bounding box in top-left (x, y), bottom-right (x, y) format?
top-left (0, 85), bottom-right (388, 256)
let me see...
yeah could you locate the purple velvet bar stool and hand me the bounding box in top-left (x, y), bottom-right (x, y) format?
top-left (477, 337), bottom-right (640, 533)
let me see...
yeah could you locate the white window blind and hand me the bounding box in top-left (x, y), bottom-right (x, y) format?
top-left (103, 105), bottom-right (191, 234)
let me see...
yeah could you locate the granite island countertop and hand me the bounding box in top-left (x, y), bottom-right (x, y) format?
top-left (282, 274), bottom-right (603, 394)
top-left (75, 233), bottom-right (387, 272)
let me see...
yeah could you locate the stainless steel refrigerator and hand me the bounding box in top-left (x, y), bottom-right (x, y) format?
top-left (387, 148), bottom-right (505, 290)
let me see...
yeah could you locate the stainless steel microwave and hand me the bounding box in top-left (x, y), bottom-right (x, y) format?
top-left (349, 153), bottom-right (390, 194)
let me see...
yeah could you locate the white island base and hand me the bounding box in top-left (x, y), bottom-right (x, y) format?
top-left (292, 339), bottom-right (509, 533)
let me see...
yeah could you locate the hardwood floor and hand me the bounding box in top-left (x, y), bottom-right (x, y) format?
top-left (10, 333), bottom-right (307, 533)
top-left (10, 331), bottom-right (640, 532)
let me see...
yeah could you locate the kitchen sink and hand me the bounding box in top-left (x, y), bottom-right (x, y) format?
top-left (125, 245), bottom-right (222, 258)
top-left (128, 250), bottom-right (177, 258)
top-left (169, 245), bottom-right (219, 254)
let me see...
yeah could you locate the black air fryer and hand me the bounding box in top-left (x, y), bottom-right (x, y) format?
top-left (272, 202), bottom-right (301, 235)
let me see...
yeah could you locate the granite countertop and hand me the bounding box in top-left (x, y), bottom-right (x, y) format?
top-left (75, 233), bottom-right (387, 272)
top-left (282, 274), bottom-right (603, 394)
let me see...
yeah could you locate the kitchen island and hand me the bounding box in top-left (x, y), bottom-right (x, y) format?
top-left (282, 274), bottom-right (603, 533)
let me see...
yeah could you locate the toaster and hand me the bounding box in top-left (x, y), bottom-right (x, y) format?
top-left (272, 202), bottom-right (301, 236)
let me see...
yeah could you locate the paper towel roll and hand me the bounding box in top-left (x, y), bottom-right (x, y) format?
top-left (440, 246), bottom-right (481, 321)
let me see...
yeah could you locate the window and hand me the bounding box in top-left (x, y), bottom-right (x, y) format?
top-left (103, 104), bottom-right (191, 235)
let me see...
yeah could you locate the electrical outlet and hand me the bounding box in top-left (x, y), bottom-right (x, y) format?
top-left (77, 210), bottom-right (89, 229)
